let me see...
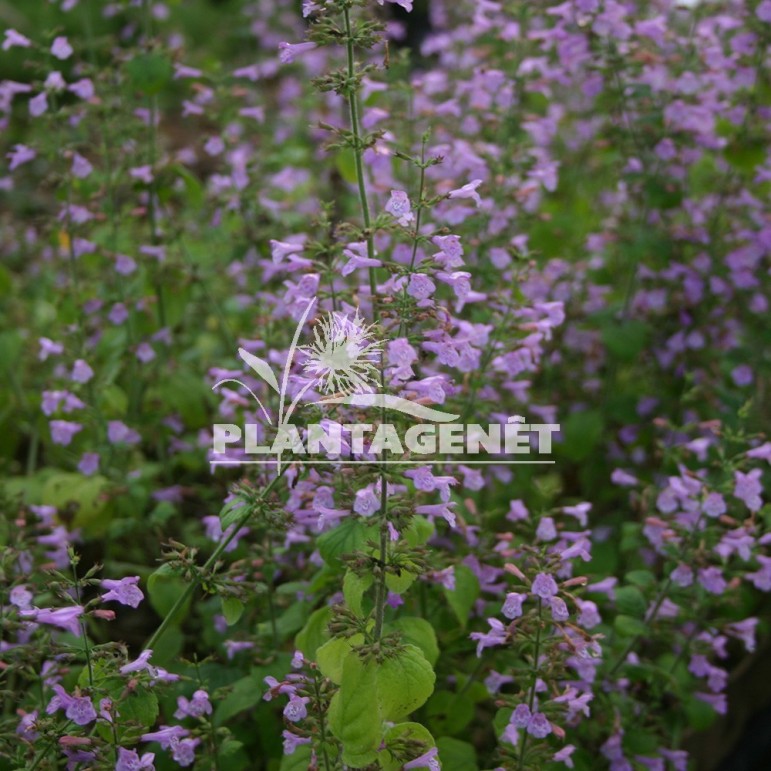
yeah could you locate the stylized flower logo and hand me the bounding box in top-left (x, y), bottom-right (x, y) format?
top-left (300, 310), bottom-right (382, 396)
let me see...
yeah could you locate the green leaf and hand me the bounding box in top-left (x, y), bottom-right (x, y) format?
top-left (219, 498), bottom-right (249, 530)
top-left (385, 569), bottom-right (417, 595)
top-left (215, 675), bottom-right (263, 725)
top-left (615, 586), bottom-right (647, 619)
top-left (295, 606), bottom-right (332, 659)
top-left (147, 563), bottom-right (190, 619)
top-left (41, 473), bottom-right (110, 535)
top-left (380, 722), bottom-right (436, 771)
top-left (560, 410), bottom-right (604, 462)
top-left (343, 571), bottom-right (373, 616)
top-left (602, 321), bottom-right (649, 362)
top-left (279, 744), bottom-right (313, 771)
top-left (126, 53), bottom-right (173, 95)
top-left (221, 597), bottom-right (245, 626)
top-left (118, 687), bottom-right (159, 728)
top-left (389, 617), bottom-right (439, 666)
top-left (625, 570), bottom-right (656, 589)
top-left (376, 645), bottom-right (436, 721)
top-left (327, 652), bottom-right (381, 766)
top-left (404, 516), bottom-right (435, 547)
top-left (443, 565), bottom-right (480, 628)
top-left (437, 737), bottom-right (479, 771)
top-left (426, 690), bottom-right (474, 735)
top-left (316, 634), bottom-right (364, 684)
top-left (335, 149), bottom-right (358, 185)
top-left (317, 518), bottom-right (377, 566)
top-left (614, 614), bottom-right (647, 637)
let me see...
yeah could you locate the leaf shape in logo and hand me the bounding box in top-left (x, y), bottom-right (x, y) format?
top-left (238, 347), bottom-right (280, 393)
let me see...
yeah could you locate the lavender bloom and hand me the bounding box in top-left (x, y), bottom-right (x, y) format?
top-left (502, 592), bottom-right (526, 619)
top-left (115, 748), bottom-right (155, 771)
top-left (470, 618), bottom-right (508, 656)
top-left (283, 695), bottom-right (309, 722)
top-left (282, 730), bottom-right (311, 755)
top-left (733, 469), bottom-right (763, 512)
top-left (51, 36), bottom-right (73, 59)
top-left (403, 747), bottom-right (440, 770)
top-left (101, 576), bottom-right (144, 608)
top-left (531, 572), bottom-right (559, 599)
top-left (385, 190), bottom-right (414, 226)
top-left (174, 689), bottom-right (212, 719)
top-left (20, 606), bottom-right (84, 636)
top-left (527, 712), bottom-right (552, 738)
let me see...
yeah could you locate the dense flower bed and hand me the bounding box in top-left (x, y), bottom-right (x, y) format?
top-left (0, 0), bottom-right (769, 769)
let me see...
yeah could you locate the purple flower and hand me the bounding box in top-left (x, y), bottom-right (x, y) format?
top-left (703, 492), bottom-right (726, 518)
top-left (553, 745), bottom-right (576, 768)
top-left (448, 179), bottom-right (483, 207)
top-left (71, 359), bottom-right (94, 383)
top-left (531, 573), bottom-right (559, 599)
top-left (731, 365), bottom-right (753, 386)
top-left (470, 618), bottom-right (508, 656)
top-left (354, 487), bottom-right (380, 517)
top-left (698, 567), bottom-right (727, 595)
top-left (21, 606), bottom-right (84, 635)
top-left (385, 190), bottom-right (414, 226)
top-left (101, 576), bottom-right (144, 608)
top-left (3, 29), bottom-right (31, 50)
top-left (282, 730), bottom-right (311, 755)
top-left (78, 453), bottom-right (100, 475)
top-left (502, 592), bottom-right (526, 619)
top-left (108, 420), bottom-right (141, 445)
top-left (746, 556), bottom-right (771, 591)
top-left (69, 78), bottom-right (95, 100)
top-left (734, 469), bottom-right (763, 512)
top-left (16, 710), bottom-right (38, 741)
top-left (511, 703), bottom-right (532, 728)
top-left (38, 336), bottom-right (63, 360)
top-left (172, 739), bottom-right (200, 767)
top-left (174, 689), bottom-right (212, 719)
top-left (407, 273), bottom-right (436, 301)
top-left (47, 685), bottom-right (96, 725)
top-left (611, 468), bottom-right (639, 486)
top-left (29, 93), bottom-right (48, 117)
top-left (403, 747), bottom-right (440, 770)
top-left (115, 747), bottom-right (155, 771)
top-left (535, 517), bottom-right (557, 541)
top-left (550, 597), bottom-right (569, 622)
top-left (432, 234), bottom-right (464, 267)
top-left (278, 41), bottom-right (318, 64)
top-left (283, 694), bottom-right (309, 722)
top-left (141, 725), bottom-right (189, 749)
top-left (71, 153), bottom-right (93, 178)
top-left (51, 36), bottom-right (73, 60)
top-left (670, 564), bottom-right (693, 588)
top-left (527, 712), bottom-right (552, 738)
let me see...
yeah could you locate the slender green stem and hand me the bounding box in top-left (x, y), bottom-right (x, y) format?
top-left (343, 7), bottom-right (378, 312)
top-left (313, 670), bottom-right (332, 771)
top-left (144, 470), bottom-right (285, 651)
top-left (398, 138), bottom-right (428, 338)
top-left (517, 598), bottom-right (543, 771)
top-left (342, 4), bottom-right (389, 642)
top-left (71, 559), bottom-right (94, 688)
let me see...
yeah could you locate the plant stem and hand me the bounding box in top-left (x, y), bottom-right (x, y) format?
top-left (342, 4), bottom-right (389, 642)
top-left (144, 470), bottom-right (285, 651)
top-left (343, 6), bottom-right (378, 312)
top-left (517, 597), bottom-right (543, 771)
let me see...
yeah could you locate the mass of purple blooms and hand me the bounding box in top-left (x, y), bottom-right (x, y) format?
top-left (1, 0), bottom-right (770, 769)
